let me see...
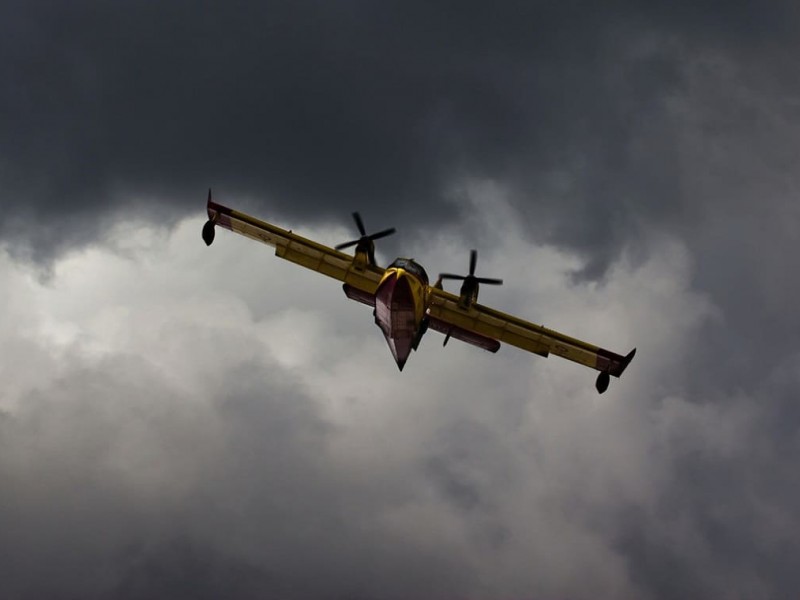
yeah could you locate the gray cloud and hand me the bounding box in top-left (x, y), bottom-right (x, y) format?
top-left (3, 2), bottom-right (797, 262)
top-left (2, 2), bottom-right (800, 598)
top-left (0, 262), bottom-right (475, 598)
top-left (1, 205), bottom-right (789, 599)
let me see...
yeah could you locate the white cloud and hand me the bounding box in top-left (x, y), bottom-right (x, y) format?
top-left (0, 188), bottom-right (763, 599)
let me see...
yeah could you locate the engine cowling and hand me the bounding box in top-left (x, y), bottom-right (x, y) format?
top-left (439, 249), bottom-right (503, 309)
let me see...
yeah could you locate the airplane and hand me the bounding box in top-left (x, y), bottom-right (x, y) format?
top-left (202, 190), bottom-right (635, 393)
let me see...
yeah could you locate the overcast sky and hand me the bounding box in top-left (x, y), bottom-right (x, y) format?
top-left (2, 2), bottom-right (800, 599)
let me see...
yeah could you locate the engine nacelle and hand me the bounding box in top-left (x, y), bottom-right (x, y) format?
top-left (457, 279), bottom-right (479, 309)
top-left (439, 250), bottom-right (502, 309)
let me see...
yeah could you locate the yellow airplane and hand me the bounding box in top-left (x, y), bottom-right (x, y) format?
top-left (202, 191), bottom-right (635, 393)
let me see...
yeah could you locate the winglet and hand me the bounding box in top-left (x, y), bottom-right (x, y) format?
top-left (602, 347), bottom-right (636, 378)
top-left (595, 347), bottom-right (636, 394)
top-left (622, 348), bottom-right (636, 374)
top-left (616, 348), bottom-right (636, 376)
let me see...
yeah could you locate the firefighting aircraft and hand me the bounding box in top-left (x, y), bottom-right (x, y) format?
top-left (202, 191), bottom-right (635, 393)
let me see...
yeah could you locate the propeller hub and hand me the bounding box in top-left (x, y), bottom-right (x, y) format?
top-left (438, 250), bottom-right (503, 288)
top-left (335, 212), bottom-right (396, 265)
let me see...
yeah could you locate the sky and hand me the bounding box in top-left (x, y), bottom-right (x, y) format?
top-left (2, 1), bottom-right (799, 598)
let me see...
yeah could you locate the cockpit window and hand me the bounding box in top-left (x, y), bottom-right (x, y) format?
top-left (389, 258), bottom-right (429, 284)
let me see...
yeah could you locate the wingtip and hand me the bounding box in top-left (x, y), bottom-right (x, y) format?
top-left (625, 348), bottom-right (637, 366)
top-left (597, 347), bottom-right (636, 393)
top-left (608, 347), bottom-right (637, 377)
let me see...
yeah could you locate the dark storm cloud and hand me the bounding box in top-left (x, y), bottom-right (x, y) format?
top-left (3, 0), bottom-right (796, 262)
top-left (4, 2), bottom-right (800, 598)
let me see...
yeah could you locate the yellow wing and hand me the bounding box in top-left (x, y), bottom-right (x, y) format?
top-left (427, 287), bottom-right (635, 392)
top-left (204, 193), bottom-right (385, 295)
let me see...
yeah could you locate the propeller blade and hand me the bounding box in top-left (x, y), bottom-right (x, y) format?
top-left (441, 250), bottom-right (502, 287)
top-left (335, 239), bottom-right (360, 250)
top-left (367, 227), bottom-right (396, 242)
top-left (352, 212), bottom-right (366, 236)
top-left (339, 211), bottom-right (396, 255)
top-left (475, 277), bottom-right (503, 285)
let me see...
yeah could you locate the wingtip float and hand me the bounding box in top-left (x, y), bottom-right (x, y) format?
top-left (202, 191), bottom-right (635, 394)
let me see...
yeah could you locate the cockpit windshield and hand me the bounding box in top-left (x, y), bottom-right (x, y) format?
top-left (389, 258), bottom-right (429, 285)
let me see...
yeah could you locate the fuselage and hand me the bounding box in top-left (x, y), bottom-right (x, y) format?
top-left (373, 258), bottom-right (430, 370)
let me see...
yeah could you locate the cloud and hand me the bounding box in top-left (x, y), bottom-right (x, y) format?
top-left (5, 189), bottom-right (795, 599)
top-left (2, 2), bottom-right (800, 597)
top-left (3, 1), bottom-right (797, 268)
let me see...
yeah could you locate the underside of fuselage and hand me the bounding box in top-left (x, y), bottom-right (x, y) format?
top-left (374, 269), bottom-right (424, 370)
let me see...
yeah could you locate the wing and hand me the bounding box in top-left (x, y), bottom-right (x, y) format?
top-left (427, 287), bottom-right (635, 389)
top-left (205, 194), bottom-right (385, 295)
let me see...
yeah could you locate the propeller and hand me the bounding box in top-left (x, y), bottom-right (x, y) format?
top-left (439, 250), bottom-right (503, 286)
top-left (335, 212), bottom-right (396, 251)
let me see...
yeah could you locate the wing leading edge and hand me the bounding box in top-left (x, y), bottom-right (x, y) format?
top-left (205, 192), bottom-right (384, 295)
top-left (427, 287), bottom-right (635, 393)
